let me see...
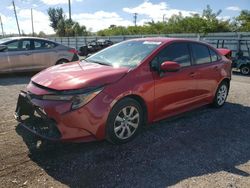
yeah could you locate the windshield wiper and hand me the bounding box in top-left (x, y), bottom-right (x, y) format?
top-left (86, 59), bottom-right (112, 66)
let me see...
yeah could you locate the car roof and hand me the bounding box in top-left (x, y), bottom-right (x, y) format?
top-left (0, 36), bottom-right (56, 43)
top-left (131, 37), bottom-right (209, 45)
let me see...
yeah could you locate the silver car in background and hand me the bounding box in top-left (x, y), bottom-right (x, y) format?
top-left (0, 37), bottom-right (79, 74)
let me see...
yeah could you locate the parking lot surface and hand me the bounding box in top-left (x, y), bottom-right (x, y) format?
top-left (0, 73), bottom-right (250, 188)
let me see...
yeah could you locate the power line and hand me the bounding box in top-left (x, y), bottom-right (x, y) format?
top-left (12, 0), bottom-right (20, 36)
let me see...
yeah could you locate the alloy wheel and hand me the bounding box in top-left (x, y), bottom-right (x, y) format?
top-left (217, 84), bottom-right (228, 106)
top-left (114, 106), bottom-right (140, 140)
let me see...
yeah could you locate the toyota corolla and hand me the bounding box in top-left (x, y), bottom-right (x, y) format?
top-left (15, 38), bottom-right (232, 144)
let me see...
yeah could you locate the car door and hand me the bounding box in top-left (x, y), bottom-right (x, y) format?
top-left (0, 45), bottom-right (11, 73)
top-left (190, 43), bottom-right (222, 101)
top-left (152, 42), bottom-right (198, 121)
top-left (32, 39), bottom-right (57, 69)
top-left (6, 39), bottom-right (35, 72)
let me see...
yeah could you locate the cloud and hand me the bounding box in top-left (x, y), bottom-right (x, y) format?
top-left (123, 1), bottom-right (196, 22)
top-left (72, 11), bottom-right (132, 32)
top-left (226, 6), bottom-right (241, 11)
top-left (0, 9), bottom-right (54, 35)
top-left (6, 5), bottom-right (20, 11)
top-left (41, 0), bottom-right (68, 5)
top-left (41, 0), bottom-right (82, 5)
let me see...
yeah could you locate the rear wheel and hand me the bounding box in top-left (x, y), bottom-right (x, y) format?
top-left (240, 65), bottom-right (250, 75)
top-left (106, 98), bottom-right (143, 144)
top-left (212, 81), bottom-right (229, 108)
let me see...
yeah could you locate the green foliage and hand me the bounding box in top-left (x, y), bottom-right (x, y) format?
top-left (47, 8), bottom-right (65, 31)
top-left (97, 6), bottom-right (248, 36)
top-left (236, 10), bottom-right (250, 32)
top-left (47, 8), bottom-right (87, 37)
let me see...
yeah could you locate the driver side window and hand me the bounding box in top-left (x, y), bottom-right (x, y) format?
top-left (152, 42), bottom-right (191, 69)
top-left (6, 41), bottom-right (19, 51)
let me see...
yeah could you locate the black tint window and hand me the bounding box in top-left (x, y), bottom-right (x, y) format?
top-left (191, 43), bottom-right (211, 64)
top-left (209, 48), bottom-right (220, 62)
top-left (157, 43), bottom-right (191, 67)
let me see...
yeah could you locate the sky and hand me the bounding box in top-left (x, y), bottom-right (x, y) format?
top-left (0, 0), bottom-right (249, 35)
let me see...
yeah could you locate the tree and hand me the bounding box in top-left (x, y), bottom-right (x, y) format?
top-left (47, 7), bottom-right (87, 37)
top-left (38, 31), bottom-right (46, 37)
top-left (97, 5), bottom-right (233, 36)
top-left (236, 10), bottom-right (250, 32)
top-left (47, 8), bottom-right (65, 31)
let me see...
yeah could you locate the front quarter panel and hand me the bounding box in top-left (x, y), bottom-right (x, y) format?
top-left (104, 62), bottom-right (155, 124)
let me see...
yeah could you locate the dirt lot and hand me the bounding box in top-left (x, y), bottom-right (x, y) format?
top-left (0, 72), bottom-right (250, 188)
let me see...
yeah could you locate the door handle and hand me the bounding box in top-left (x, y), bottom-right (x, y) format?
top-left (214, 66), bottom-right (219, 71)
top-left (24, 53), bottom-right (32, 56)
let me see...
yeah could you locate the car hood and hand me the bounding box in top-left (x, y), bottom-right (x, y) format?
top-left (31, 61), bottom-right (129, 90)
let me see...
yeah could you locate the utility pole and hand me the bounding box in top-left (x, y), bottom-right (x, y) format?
top-left (163, 14), bottom-right (166, 22)
top-left (133, 13), bottom-right (137, 27)
top-left (31, 8), bottom-right (34, 36)
top-left (68, 0), bottom-right (71, 21)
top-left (0, 16), bottom-right (4, 37)
top-left (12, 0), bottom-right (21, 36)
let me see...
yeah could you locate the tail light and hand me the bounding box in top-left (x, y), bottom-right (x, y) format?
top-left (68, 48), bottom-right (78, 54)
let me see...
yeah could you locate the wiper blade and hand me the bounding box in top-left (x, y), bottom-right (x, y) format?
top-left (86, 59), bottom-right (111, 66)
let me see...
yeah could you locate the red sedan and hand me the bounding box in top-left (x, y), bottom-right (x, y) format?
top-left (15, 38), bottom-right (232, 144)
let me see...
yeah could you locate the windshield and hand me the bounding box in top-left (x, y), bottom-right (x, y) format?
top-left (85, 40), bottom-right (161, 68)
top-left (0, 38), bottom-right (12, 44)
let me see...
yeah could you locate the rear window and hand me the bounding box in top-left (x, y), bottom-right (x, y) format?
top-left (209, 48), bottom-right (221, 62)
top-left (191, 43), bottom-right (211, 64)
top-left (34, 40), bottom-right (56, 50)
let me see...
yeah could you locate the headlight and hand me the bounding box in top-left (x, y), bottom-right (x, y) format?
top-left (42, 95), bottom-right (73, 101)
top-left (71, 89), bottom-right (102, 110)
top-left (42, 88), bottom-right (103, 110)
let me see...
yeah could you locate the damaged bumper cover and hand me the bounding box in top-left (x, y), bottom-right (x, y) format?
top-left (14, 91), bottom-right (62, 140)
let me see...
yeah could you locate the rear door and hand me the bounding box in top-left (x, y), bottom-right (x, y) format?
top-left (32, 39), bottom-right (58, 68)
top-left (190, 42), bottom-right (222, 101)
top-left (153, 42), bottom-right (198, 120)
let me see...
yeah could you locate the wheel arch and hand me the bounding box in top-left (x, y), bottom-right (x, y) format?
top-left (239, 63), bottom-right (250, 69)
top-left (55, 58), bottom-right (69, 65)
top-left (112, 94), bottom-right (149, 126)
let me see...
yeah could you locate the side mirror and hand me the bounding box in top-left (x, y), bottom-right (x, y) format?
top-left (0, 45), bottom-right (7, 52)
top-left (160, 61), bottom-right (181, 72)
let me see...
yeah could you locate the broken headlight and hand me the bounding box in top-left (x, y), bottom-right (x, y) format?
top-left (42, 87), bottom-right (103, 110)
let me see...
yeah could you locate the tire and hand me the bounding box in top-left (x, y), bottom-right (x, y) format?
top-left (212, 81), bottom-right (229, 108)
top-left (56, 59), bottom-right (69, 65)
top-left (106, 98), bottom-right (143, 144)
top-left (240, 65), bottom-right (250, 75)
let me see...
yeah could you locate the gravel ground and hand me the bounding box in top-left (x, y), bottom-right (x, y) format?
top-left (0, 72), bottom-right (250, 188)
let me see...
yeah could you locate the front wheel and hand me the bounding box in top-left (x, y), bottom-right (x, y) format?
top-left (212, 82), bottom-right (229, 108)
top-left (106, 98), bottom-right (143, 144)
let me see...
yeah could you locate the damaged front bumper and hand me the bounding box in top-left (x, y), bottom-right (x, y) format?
top-left (14, 91), bottom-right (61, 140)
